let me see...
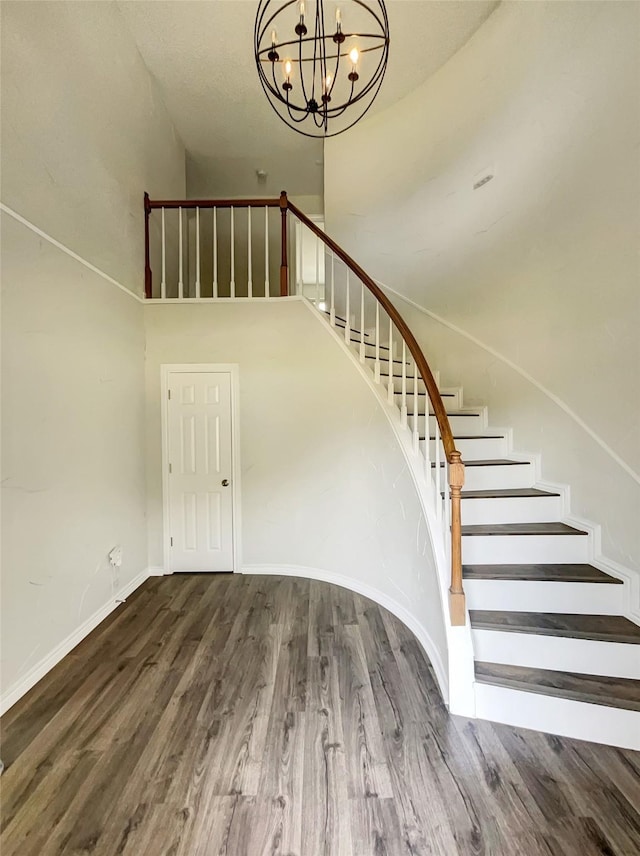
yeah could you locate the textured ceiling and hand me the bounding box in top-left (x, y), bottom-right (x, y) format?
top-left (117, 0), bottom-right (498, 197)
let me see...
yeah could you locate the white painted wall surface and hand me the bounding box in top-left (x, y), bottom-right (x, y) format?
top-left (144, 301), bottom-right (449, 693)
top-left (1, 0), bottom-right (185, 294)
top-left (0, 1), bottom-right (186, 708)
top-left (324, 1), bottom-right (640, 575)
top-left (1, 215), bottom-right (146, 701)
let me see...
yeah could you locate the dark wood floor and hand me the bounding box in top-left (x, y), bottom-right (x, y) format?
top-left (1, 574), bottom-right (639, 856)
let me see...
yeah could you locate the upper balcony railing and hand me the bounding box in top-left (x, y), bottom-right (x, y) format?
top-left (144, 191), bottom-right (466, 625)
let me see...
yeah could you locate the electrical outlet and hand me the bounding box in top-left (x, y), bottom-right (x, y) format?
top-left (108, 545), bottom-right (123, 568)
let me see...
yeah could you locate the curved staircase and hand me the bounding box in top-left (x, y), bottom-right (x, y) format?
top-left (342, 330), bottom-right (640, 748)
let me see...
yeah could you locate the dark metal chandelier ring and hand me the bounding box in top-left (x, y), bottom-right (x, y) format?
top-left (254, 0), bottom-right (390, 137)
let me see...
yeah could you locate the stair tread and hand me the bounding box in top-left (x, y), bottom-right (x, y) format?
top-left (431, 435), bottom-right (504, 441)
top-left (432, 458), bottom-right (530, 468)
top-left (462, 522), bottom-right (587, 536)
top-left (469, 611), bottom-right (640, 644)
top-left (474, 662), bottom-right (640, 712)
top-left (460, 488), bottom-right (560, 499)
top-left (463, 563), bottom-right (622, 584)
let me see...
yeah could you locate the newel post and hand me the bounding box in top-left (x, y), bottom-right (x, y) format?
top-left (448, 450), bottom-right (466, 626)
top-left (279, 190), bottom-right (289, 296)
top-left (144, 192), bottom-right (152, 299)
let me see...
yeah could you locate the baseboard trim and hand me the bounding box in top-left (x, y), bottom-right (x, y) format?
top-left (0, 568), bottom-right (151, 716)
top-left (241, 563), bottom-right (450, 705)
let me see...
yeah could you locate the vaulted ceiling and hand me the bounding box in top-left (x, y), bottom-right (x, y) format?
top-left (117, 0), bottom-right (498, 197)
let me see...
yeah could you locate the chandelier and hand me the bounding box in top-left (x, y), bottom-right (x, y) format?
top-left (254, 0), bottom-right (390, 138)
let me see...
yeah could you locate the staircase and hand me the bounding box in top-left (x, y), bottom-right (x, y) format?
top-left (338, 323), bottom-right (640, 749)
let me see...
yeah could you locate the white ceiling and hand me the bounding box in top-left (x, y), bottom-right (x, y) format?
top-left (117, 0), bottom-right (498, 197)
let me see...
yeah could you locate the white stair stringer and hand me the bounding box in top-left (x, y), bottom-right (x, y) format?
top-left (307, 299), bottom-right (477, 718)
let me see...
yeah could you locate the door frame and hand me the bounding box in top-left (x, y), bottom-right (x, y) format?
top-left (160, 363), bottom-right (241, 575)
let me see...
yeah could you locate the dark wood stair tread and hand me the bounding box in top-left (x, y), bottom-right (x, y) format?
top-left (430, 434), bottom-right (504, 441)
top-left (459, 488), bottom-right (560, 499)
top-left (463, 563), bottom-right (622, 584)
top-left (462, 522), bottom-right (587, 536)
top-left (432, 458), bottom-right (529, 468)
top-left (470, 611), bottom-right (640, 644)
top-left (474, 662), bottom-right (640, 712)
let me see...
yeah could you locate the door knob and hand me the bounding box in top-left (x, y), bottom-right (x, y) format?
top-left (221, 479), bottom-right (230, 487)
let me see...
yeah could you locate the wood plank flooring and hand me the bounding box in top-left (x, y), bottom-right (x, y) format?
top-left (1, 574), bottom-right (639, 856)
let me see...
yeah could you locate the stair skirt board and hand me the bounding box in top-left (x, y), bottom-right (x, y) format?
top-left (470, 629), bottom-right (640, 680)
top-left (474, 683), bottom-right (640, 751)
top-left (464, 579), bottom-right (625, 614)
top-left (462, 534), bottom-right (590, 564)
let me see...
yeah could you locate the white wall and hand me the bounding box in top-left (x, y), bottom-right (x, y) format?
top-left (0, 1), bottom-right (186, 707)
top-left (1, 0), bottom-right (185, 295)
top-left (144, 300), bottom-right (449, 692)
top-left (325, 1), bottom-right (640, 575)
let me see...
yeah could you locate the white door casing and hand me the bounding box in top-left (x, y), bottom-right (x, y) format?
top-left (162, 365), bottom-right (240, 573)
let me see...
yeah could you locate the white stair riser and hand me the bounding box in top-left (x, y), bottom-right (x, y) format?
top-left (474, 684), bottom-right (640, 751)
top-left (471, 629), bottom-right (640, 679)
top-left (427, 436), bottom-right (507, 459)
top-left (462, 533), bottom-right (590, 564)
top-left (461, 494), bottom-right (563, 525)
top-left (459, 463), bottom-right (535, 491)
top-left (465, 579), bottom-right (625, 614)
top-left (446, 415), bottom-right (487, 434)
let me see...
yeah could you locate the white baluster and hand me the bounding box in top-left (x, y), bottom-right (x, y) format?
top-left (160, 207), bottom-right (166, 300)
top-left (344, 270), bottom-right (351, 342)
top-left (359, 282), bottom-right (365, 362)
top-left (435, 416), bottom-right (442, 520)
top-left (230, 207), bottom-right (235, 297)
top-left (413, 363), bottom-right (419, 454)
top-left (387, 317), bottom-right (394, 404)
top-left (247, 207), bottom-right (253, 297)
top-left (424, 402), bottom-right (431, 485)
top-left (195, 207), bottom-right (201, 299)
top-left (264, 206), bottom-right (269, 297)
top-left (315, 234), bottom-right (320, 307)
top-left (374, 303), bottom-right (381, 383)
top-left (213, 207), bottom-right (218, 298)
top-left (178, 205), bottom-right (183, 299)
top-left (330, 253), bottom-right (336, 325)
top-left (296, 219), bottom-right (302, 296)
top-left (400, 341), bottom-right (408, 426)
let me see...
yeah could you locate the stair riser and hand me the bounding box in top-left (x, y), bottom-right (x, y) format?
top-left (471, 629), bottom-right (640, 679)
top-left (462, 533), bottom-right (590, 564)
top-left (461, 495), bottom-right (563, 525)
top-left (460, 463), bottom-right (535, 491)
top-left (474, 684), bottom-right (640, 751)
top-left (427, 437), bottom-right (507, 459)
top-left (465, 580), bottom-right (625, 614)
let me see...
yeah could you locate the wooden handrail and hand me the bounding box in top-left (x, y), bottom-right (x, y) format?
top-left (287, 200), bottom-right (466, 625)
top-left (147, 198), bottom-right (282, 209)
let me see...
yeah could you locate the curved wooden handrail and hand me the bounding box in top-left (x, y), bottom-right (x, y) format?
top-left (287, 200), bottom-right (457, 461)
top-left (287, 198), bottom-right (466, 626)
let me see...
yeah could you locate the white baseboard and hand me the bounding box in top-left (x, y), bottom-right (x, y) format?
top-left (147, 566), bottom-right (166, 577)
top-left (241, 562), bottom-right (450, 705)
top-left (0, 568), bottom-right (151, 716)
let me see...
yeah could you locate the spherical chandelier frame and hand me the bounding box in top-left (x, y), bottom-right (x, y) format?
top-left (254, 0), bottom-right (390, 138)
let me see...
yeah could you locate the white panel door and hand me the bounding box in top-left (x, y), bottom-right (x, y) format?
top-left (167, 371), bottom-right (234, 572)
